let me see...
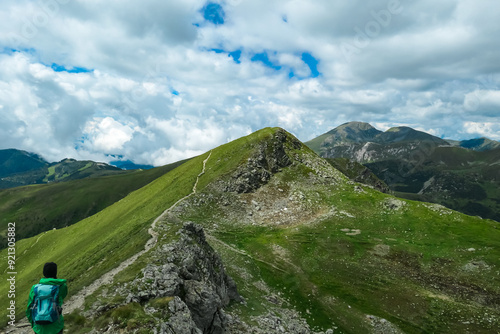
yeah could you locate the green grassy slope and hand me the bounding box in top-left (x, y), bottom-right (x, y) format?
top-left (325, 157), bottom-right (390, 193)
top-left (1, 128), bottom-right (499, 333)
top-left (169, 130), bottom-right (500, 333)
top-left (0, 154), bottom-right (204, 327)
top-left (0, 128), bottom-right (281, 328)
top-left (366, 147), bottom-right (500, 222)
top-left (305, 132), bottom-right (331, 154)
top-left (0, 149), bottom-right (48, 178)
top-left (0, 160), bottom-right (188, 249)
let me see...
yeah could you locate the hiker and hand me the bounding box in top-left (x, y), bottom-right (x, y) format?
top-left (26, 262), bottom-right (68, 334)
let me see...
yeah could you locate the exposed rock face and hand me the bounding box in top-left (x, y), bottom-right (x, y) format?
top-left (162, 297), bottom-right (202, 334)
top-left (221, 129), bottom-right (302, 193)
top-left (87, 223), bottom-right (241, 333)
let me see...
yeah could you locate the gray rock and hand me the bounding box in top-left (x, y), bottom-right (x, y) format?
top-left (164, 297), bottom-right (203, 334)
top-left (85, 223), bottom-right (241, 333)
top-left (217, 129), bottom-right (302, 194)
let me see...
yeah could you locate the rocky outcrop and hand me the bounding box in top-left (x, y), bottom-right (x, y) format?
top-left (86, 223), bottom-right (241, 333)
top-left (219, 129), bottom-right (302, 193)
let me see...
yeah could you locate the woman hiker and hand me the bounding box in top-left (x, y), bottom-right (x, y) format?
top-left (26, 262), bottom-right (68, 334)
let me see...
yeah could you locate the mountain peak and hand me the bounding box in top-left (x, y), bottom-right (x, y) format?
top-left (305, 122), bottom-right (450, 163)
top-left (324, 121), bottom-right (382, 143)
top-left (0, 148), bottom-right (48, 180)
top-left (337, 121), bottom-right (377, 131)
top-left (380, 126), bottom-right (448, 144)
top-left (386, 126), bottom-right (412, 132)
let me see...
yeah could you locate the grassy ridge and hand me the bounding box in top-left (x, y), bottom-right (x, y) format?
top-left (196, 127), bottom-right (279, 190)
top-left (2, 127), bottom-right (499, 332)
top-left (0, 154), bottom-right (205, 327)
top-left (0, 160), bottom-right (187, 249)
top-left (176, 141), bottom-right (500, 333)
top-left (0, 128), bottom-right (277, 328)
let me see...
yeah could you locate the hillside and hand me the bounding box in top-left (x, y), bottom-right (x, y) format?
top-left (325, 157), bottom-right (390, 193)
top-left (306, 122), bottom-right (500, 222)
top-left (0, 149), bottom-right (135, 189)
top-left (0, 149), bottom-right (48, 188)
top-left (366, 147), bottom-right (500, 222)
top-left (448, 137), bottom-right (500, 152)
top-left (1, 128), bottom-right (499, 333)
top-left (0, 159), bottom-right (188, 249)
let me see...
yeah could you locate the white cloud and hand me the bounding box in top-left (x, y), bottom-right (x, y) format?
top-left (0, 0), bottom-right (499, 165)
top-left (83, 117), bottom-right (136, 152)
top-left (464, 90), bottom-right (500, 115)
top-left (463, 122), bottom-right (500, 140)
top-left (276, 53), bottom-right (311, 77)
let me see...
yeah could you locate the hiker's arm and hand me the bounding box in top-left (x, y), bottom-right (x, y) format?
top-left (25, 286), bottom-right (35, 325)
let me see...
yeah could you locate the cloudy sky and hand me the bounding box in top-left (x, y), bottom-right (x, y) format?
top-left (0, 0), bottom-right (499, 166)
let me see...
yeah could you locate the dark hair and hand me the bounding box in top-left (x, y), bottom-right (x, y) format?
top-left (43, 262), bottom-right (57, 279)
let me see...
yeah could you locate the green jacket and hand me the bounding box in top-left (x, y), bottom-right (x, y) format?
top-left (26, 278), bottom-right (68, 334)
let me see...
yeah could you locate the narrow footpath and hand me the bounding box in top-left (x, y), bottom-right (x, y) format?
top-left (5, 151), bottom-right (212, 334)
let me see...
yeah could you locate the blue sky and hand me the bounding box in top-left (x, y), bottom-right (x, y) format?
top-left (0, 0), bottom-right (499, 165)
top-left (202, 2), bottom-right (225, 25)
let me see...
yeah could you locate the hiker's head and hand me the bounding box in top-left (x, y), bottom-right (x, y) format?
top-left (43, 262), bottom-right (57, 279)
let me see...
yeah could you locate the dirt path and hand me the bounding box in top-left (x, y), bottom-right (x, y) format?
top-left (5, 152), bottom-right (212, 334)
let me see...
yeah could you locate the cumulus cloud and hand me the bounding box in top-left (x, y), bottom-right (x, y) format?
top-left (83, 117), bottom-right (136, 152)
top-left (0, 0), bottom-right (499, 165)
top-left (463, 122), bottom-right (500, 140)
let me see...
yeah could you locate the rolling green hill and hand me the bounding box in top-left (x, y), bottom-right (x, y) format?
top-left (1, 128), bottom-right (499, 333)
top-left (0, 159), bottom-right (188, 249)
top-left (0, 149), bottom-right (47, 176)
top-left (0, 149), bottom-right (206, 328)
top-left (0, 158), bottom-right (124, 189)
top-left (0, 149), bottom-right (138, 189)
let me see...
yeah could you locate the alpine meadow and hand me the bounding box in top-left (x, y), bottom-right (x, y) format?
top-left (1, 128), bottom-right (499, 333)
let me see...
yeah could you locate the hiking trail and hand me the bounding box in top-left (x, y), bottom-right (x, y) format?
top-left (5, 151), bottom-right (212, 334)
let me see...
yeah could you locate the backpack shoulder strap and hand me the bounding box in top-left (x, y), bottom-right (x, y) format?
top-left (52, 285), bottom-right (60, 303)
top-left (31, 284), bottom-right (41, 310)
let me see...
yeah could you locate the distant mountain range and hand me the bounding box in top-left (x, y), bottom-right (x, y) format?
top-left (0, 149), bottom-right (152, 189)
top-left (306, 122), bottom-right (500, 222)
top-left (109, 159), bottom-right (154, 170)
top-left (3, 122), bottom-right (500, 222)
top-left (306, 121), bottom-right (500, 162)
